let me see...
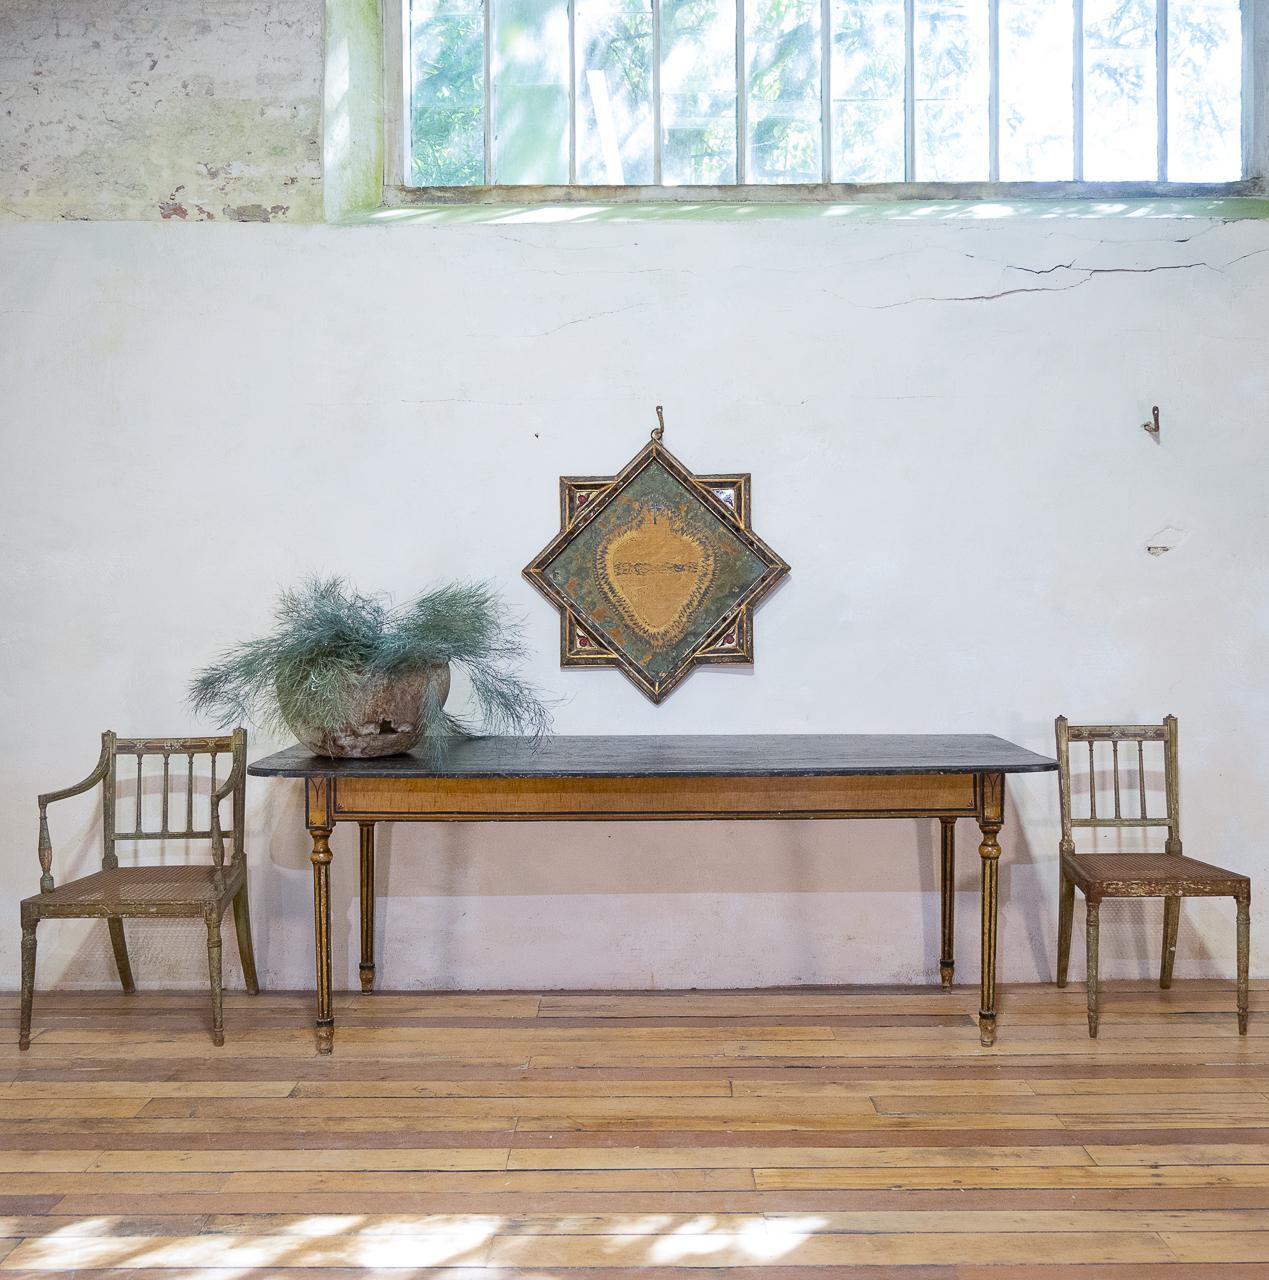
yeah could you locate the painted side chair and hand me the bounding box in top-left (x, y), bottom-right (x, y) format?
top-left (1055, 716), bottom-right (1250, 1037)
top-left (19, 729), bottom-right (259, 1049)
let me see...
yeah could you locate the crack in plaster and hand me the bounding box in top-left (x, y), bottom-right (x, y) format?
top-left (531, 300), bottom-right (669, 337)
top-left (859, 249), bottom-right (1269, 308)
top-left (816, 224), bottom-right (1231, 277)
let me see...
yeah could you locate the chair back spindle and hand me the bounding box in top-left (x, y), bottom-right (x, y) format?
top-left (1055, 716), bottom-right (1181, 857)
top-left (102, 730), bottom-right (247, 872)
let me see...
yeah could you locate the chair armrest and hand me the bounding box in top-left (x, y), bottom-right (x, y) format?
top-left (209, 732), bottom-right (247, 870)
top-left (38, 736), bottom-right (111, 809)
top-left (37, 733), bottom-right (112, 894)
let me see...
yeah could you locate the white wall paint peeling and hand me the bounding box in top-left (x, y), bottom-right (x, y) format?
top-left (1, 215), bottom-right (1266, 995)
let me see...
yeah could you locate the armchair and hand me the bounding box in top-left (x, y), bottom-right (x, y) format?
top-left (20, 729), bottom-right (260, 1049)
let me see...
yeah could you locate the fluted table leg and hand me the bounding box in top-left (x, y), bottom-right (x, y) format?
top-left (309, 825), bottom-right (334, 1054)
top-left (359, 822), bottom-right (377, 994)
top-left (1238, 891), bottom-right (1251, 1035)
top-left (977, 773), bottom-right (1005, 1047)
top-left (939, 817), bottom-right (956, 990)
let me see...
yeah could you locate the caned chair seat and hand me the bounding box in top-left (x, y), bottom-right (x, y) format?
top-left (22, 861), bottom-right (246, 918)
top-left (1066, 853), bottom-right (1250, 897)
top-left (19, 730), bottom-right (259, 1050)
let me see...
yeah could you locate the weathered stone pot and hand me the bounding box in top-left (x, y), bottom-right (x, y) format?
top-left (285, 664), bottom-right (451, 758)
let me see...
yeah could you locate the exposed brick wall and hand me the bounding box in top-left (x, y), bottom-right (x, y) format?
top-left (0, 0), bottom-right (323, 221)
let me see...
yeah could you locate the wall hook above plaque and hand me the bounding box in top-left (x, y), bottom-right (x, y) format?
top-left (523, 414), bottom-right (790, 704)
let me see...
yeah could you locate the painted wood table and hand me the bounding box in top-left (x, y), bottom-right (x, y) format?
top-left (249, 734), bottom-right (1056, 1053)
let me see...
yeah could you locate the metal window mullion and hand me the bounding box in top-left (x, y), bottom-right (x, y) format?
top-left (484, 0), bottom-right (494, 182)
top-left (653, 0), bottom-right (664, 183)
top-left (904, 0), bottom-right (916, 179)
top-left (569, 0), bottom-right (578, 183)
top-left (1241, 0), bottom-right (1254, 176)
top-left (1072, 0), bottom-right (1084, 179)
top-left (736, 0), bottom-right (748, 183)
top-left (1156, 0), bottom-right (1169, 180)
top-left (393, 0), bottom-right (410, 185)
top-left (821, 0), bottom-right (832, 181)
top-left (988, 0), bottom-right (1000, 179)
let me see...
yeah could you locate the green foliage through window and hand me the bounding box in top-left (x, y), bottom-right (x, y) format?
top-left (406, 0), bottom-right (1245, 186)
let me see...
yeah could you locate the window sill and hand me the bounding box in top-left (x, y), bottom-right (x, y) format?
top-left (347, 182), bottom-right (1269, 225)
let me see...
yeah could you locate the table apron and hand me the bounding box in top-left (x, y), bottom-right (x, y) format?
top-left (320, 772), bottom-right (984, 822)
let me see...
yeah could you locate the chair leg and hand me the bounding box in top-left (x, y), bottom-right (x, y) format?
top-left (232, 882), bottom-right (261, 996)
top-left (1086, 898), bottom-right (1101, 1038)
top-left (1160, 896), bottom-right (1180, 990)
top-left (1237, 892), bottom-right (1250, 1035)
top-left (107, 917), bottom-right (136, 993)
top-left (1056, 868), bottom-right (1075, 987)
top-left (206, 912), bottom-right (224, 1048)
top-left (19, 917), bottom-right (38, 1051)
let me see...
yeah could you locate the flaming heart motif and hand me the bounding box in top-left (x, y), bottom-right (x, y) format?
top-left (596, 506), bottom-right (717, 645)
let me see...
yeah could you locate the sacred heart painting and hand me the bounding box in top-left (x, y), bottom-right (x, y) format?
top-left (523, 433), bottom-right (790, 703)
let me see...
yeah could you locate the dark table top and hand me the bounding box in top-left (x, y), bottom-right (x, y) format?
top-left (249, 734), bottom-right (1057, 779)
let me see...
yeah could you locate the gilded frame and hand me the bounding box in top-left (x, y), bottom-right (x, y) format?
top-left (523, 437), bottom-right (789, 703)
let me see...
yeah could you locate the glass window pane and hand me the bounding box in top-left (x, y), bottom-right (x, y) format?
top-left (410, 0), bottom-right (486, 185)
top-left (1083, 0), bottom-right (1157, 179)
top-left (914, 0), bottom-right (990, 179)
top-left (830, 0), bottom-right (906, 181)
top-left (662, 0), bottom-right (738, 184)
top-left (999, 0), bottom-right (1074, 178)
top-left (746, 0), bottom-right (823, 183)
top-left (577, 0), bottom-right (655, 183)
top-left (493, 0), bottom-right (571, 183)
top-left (1168, 0), bottom-right (1241, 180)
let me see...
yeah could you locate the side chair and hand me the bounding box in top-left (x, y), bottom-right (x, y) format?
top-left (1055, 715), bottom-right (1250, 1037)
top-left (19, 729), bottom-right (260, 1049)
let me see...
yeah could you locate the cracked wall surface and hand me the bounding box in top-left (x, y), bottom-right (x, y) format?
top-left (2, 0), bottom-right (1268, 995)
top-left (1, 214), bottom-right (1267, 991)
top-left (0, 0), bottom-right (323, 221)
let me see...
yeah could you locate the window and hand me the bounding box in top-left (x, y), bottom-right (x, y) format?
top-left (397, 0), bottom-right (1253, 191)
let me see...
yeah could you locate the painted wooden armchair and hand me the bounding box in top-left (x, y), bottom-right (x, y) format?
top-left (19, 729), bottom-right (260, 1049)
top-left (1055, 716), bottom-right (1250, 1037)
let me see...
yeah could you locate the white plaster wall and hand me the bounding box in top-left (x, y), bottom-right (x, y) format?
top-left (1, 213), bottom-right (1267, 994)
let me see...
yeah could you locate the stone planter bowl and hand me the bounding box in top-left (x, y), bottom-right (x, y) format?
top-left (284, 663), bottom-right (451, 758)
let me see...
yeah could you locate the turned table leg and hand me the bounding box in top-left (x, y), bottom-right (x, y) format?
top-left (939, 817), bottom-right (956, 990)
top-left (977, 774), bottom-right (1005, 1047)
top-left (309, 825), bottom-right (335, 1054)
top-left (359, 822), bottom-right (377, 994)
top-left (1237, 890), bottom-right (1250, 1035)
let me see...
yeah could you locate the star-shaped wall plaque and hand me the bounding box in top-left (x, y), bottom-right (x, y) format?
top-left (523, 430), bottom-right (789, 703)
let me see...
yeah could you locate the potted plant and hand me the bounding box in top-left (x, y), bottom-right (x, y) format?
top-left (190, 576), bottom-right (551, 758)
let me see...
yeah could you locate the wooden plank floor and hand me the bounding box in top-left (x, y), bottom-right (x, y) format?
top-left (1, 981), bottom-right (1267, 1277)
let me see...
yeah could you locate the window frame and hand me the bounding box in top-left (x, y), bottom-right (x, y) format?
top-left (383, 0), bottom-right (1268, 202)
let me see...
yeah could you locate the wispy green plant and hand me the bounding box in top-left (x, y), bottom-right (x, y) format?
top-left (189, 576), bottom-right (551, 749)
